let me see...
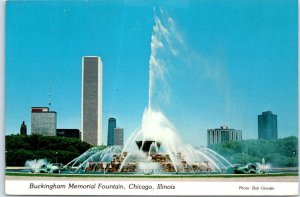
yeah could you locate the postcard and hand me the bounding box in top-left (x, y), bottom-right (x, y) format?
top-left (4, 0), bottom-right (298, 196)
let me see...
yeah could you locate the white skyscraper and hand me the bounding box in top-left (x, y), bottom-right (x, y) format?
top-left (81, 56), bottom-right (102, 146)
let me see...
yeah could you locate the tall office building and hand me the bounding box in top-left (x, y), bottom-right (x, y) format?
top-left (258, 111), bottom-right (277, 140)
top-left (107, 118), bottom-right (117, 146)
top-left (207, 126), bottom-right (242, 146)
top-left (114, 128), bottom-right (124, 146)
top-left (31, 107), bottom-right (57, 136)
top-left (81, 56), bottom-right (103, 146)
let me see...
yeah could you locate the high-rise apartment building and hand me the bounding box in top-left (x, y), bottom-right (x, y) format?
top-left (207, 126), bottom-right (242, 146)
top-left (81, 56), bottom-right (102, 146)
top-left (258, 111), bottom-right (277, 140)
top-left (31, 107), bottom-right (57, 136)
top-left (107, 118), bottom-right (117, 146)
top-left (114, 128), bottom-right (124, 146)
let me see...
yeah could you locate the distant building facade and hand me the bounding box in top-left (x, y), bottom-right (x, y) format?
top-left (107, 118), bottom-right (117, 146)
top-left (258, 111), bottom-right (277, 140)
top-left (207, 126), bottom-right (242, 146)
top-left (81, 56), bottom-right (103, 146)
top-left (114, 128), bottom-right (124, 146)
top-left (56, 129), bottom-right (81, 139)
top-left (20, 121), bottom-right (27, 136)
top-left (31, 107), bottom-right (57, 136)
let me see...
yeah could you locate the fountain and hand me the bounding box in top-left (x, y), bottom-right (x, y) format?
top-left (63, 108), bottom-right (233, 174)
top-left (256, 158), bottom-right (272, 173)
top-left (62, 9), bottom-right (233, 175)
top-left (25, 159), bottom-right (61, 173)
top-left (25, 159), bottom-right (48, 173)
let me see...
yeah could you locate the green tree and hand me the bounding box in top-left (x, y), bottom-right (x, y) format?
top-left (5, 134), bottom-right (94, 166)
top-left (209, 136), bottom-right (298, 167)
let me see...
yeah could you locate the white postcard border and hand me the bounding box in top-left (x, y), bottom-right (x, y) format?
top-left (5, 180), bottom-right (299, 196)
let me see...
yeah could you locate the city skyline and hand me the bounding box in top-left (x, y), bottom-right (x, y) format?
top-left (5, 1), bottom-right (298, 146)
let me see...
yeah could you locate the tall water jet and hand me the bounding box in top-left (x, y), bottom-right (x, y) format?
top-left (120, 8), bottom-right (232, 173)
top-left (148, 8), bottom-right (173, 110)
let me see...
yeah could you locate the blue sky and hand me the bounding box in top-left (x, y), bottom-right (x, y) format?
top-left (5, 0), bottom-right (298, 146)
